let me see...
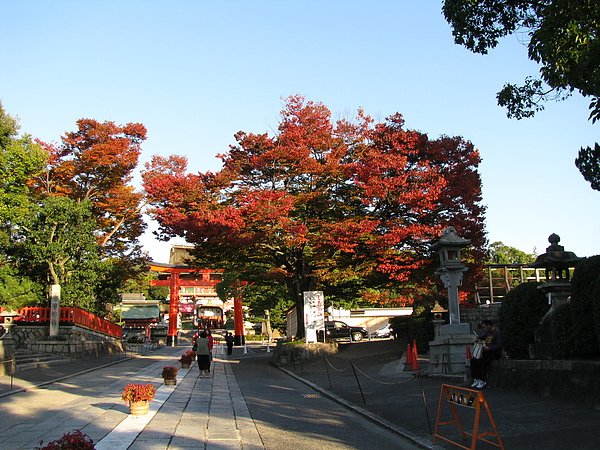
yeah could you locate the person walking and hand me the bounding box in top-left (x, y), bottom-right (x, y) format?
top-left (470, 320), bottom-right (502, 389)
top-left (225, 332), bottom-right (235, 357)
top-left (195, 330), bottom-right (211, 377)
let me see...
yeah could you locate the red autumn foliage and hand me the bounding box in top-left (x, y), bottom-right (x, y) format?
top-left (32, 119), bottom-right (147, 256)
top-left (142, 96), bottom-right (486, 333)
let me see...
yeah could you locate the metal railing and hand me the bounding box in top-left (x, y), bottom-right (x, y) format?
top-left (15, 307), bottom-right (122, 338)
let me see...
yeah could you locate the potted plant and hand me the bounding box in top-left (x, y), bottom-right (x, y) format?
top-left (36, 429), bottom-right (94, 449)
top-left (161, 365), bottom-right (179, 385)
top-left (180, 350), bottom-right (196, 368)
top-left (121, 383), bottom-right (156, 415)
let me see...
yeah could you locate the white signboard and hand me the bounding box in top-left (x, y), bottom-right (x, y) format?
top-left (303, 291), bottom-right (325, 343)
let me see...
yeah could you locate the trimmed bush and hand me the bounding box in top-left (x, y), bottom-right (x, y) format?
top-left (570, 256), bottom-right (600, 357)
top-left (499, 282), bottom-right (548, 359)
top-left (390, 313), bottom-right (433, 354)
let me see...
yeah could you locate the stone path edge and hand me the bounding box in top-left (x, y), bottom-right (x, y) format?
top-left (0, 357), bottom-right (135, 399)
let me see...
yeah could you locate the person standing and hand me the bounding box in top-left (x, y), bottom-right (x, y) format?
top-left (195, 331), bottom-right (211, 377)
top-left (225, 332), bottom-right (235, 357)
top-left (470, 320), bottom-right (502, 389)
top-left (206, 328), bottom-right (214, 370)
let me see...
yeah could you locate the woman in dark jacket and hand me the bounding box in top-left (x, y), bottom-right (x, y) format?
top-left (195, 331), bottom-right (211, 377)
top-left (470, 320), bottom-right (502, 389)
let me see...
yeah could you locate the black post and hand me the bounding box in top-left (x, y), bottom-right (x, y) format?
top-left (350, 362), bottom-right (366, 405)
top-left (418, 373), bottom-right (433, 435)
top-left (325, 360), bottom-right (332, 390)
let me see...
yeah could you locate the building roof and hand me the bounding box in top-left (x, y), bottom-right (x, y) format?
top-left (121, 304), bottom-right (160, 320)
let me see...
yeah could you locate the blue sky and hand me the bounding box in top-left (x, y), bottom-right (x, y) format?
top-left (3, 1), bottom-right (598, 262)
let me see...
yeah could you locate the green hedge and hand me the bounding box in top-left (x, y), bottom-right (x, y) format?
top-left (499, 282), bottom-right (548, 359)
top-left (390, 314), bottom-right (433, 354)
top-left (570, 256), bottom-right (600, 356)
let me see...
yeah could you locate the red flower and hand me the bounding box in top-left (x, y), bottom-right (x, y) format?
top-left (121, 383), bottom-right (156, 403)
top-left (36, 429), bottom-right (94, 450)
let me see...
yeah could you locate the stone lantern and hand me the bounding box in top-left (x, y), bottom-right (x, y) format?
top-left (428, 226), bottom-right (473, 376)
top-left (529, 233), bottom-right (582, 359)
top-left (431, 301), bottom-right (447, 339)
top-left (431, 226), bottom-right (471, 325)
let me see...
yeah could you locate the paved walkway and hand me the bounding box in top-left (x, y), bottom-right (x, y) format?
top-left (0, 345), bottom-right (264, 449)
top-left (5, 339), bottom-right (600, 450)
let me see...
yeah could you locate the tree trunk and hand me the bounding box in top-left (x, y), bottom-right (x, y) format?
top-left (287, 273), bottom-right (316, 339)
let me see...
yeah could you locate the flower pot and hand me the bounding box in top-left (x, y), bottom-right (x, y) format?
top-left (129, 400), bottom-right (150, 416)
top-left (164, 378), bottom-right (177, 386)
top-left (181, 362), bottom-right (191, 369)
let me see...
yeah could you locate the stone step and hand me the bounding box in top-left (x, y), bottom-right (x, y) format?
top-left (14, 350), bottom-right (73, 371)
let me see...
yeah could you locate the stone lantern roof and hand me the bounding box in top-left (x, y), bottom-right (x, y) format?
top-left (431, 226), bottom-right (471, 268)
top-left (531, 233), bottom-right (583, 281)
top-left (431, 226), bottom-right (471, 250)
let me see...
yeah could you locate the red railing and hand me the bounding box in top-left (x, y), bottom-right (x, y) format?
top-left (16, 306), bottom-right (122, 338)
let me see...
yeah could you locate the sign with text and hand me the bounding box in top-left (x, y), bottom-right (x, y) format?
top-left (433, 384), bottom-right (504, 450)
top-left (303, 291), bottom-right (325, 343)
top-left (50, 284), bottom-right (60, 337)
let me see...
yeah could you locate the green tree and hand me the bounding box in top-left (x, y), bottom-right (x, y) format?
top-left (0, 264), bottom-right (43, 310)
top-left (0, 102), bottom-right (47, 309)
top-left (0, 102), bottom-right (47, 247)
top-left (443, 0), bottom-right (600, 189)
top-left (486, 241), bottom-right (536, 264)
top-left (13, 197), bottom-right (101, 311)
top-left (575, 143), bottom-right (600, 191)
top-left (119, 269), bottom-right (170, 301)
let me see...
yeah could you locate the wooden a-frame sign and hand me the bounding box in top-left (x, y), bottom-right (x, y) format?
top-left (433, 384), bottom-right (505, 450)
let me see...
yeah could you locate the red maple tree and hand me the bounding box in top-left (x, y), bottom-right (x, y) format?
top-left (33, 119), bottom-right (147, 257)
top-left (142, 96), bottom-right (486, 336)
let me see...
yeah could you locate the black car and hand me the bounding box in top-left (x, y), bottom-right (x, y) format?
top-left (319, 320), bottom-right (369, 342)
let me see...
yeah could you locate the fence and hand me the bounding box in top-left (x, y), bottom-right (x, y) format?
top-left (15, 307), bottom-right (122, 338)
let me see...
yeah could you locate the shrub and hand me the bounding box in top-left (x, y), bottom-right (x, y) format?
top-left (570, 256), bottom-right (600, 356)
top-left (499, 282), bottom-right (548, 359)
top-left (390, 313), bottom-right (434, 353)
top-left (180, 350), bottom-right (196, 363)
top-left (36, 430), bottom-right (94, 450)
top-left (161, 366), bottom-right (179, 379)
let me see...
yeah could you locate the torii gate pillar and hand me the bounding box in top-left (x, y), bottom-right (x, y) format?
top-left (167, 272), bottom-right (180, 346)
top-left (234, 293), bottom-right (245, 346)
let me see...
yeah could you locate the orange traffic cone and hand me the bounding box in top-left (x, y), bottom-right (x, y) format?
top-left (411, 340), bottom-right (419, 370)
top-left (406, 343), bottom-right (413, 365)
top-left (465, 345), bottom-right (472, 367)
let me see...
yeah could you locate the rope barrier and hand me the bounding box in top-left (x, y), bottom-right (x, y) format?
top-left (323, 354), bottom-right (352, 372)
top-left (352, 363), bottom-right (418, 386)
top-left (321, 354), bottom-right (418, 386)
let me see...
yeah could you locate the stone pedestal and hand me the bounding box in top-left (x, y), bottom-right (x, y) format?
top-left (429, 323), bottom-right (473, 376)
top-left (0, 335), bottom-right (16, 376)
top-left (529, 281), bottom-right (572, 359)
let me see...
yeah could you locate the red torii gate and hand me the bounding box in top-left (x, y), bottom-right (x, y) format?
top-left (149, 262), bottom-right (221, 345)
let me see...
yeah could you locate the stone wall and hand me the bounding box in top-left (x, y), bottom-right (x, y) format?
top-left (6, 324), bottom-right (123, 359)
top-left (272, 340), bottom-right (336, 366)
top-left (460, 303), bottom-right (501, 330)
top-left (487, 358), bottom-right (600, 409)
